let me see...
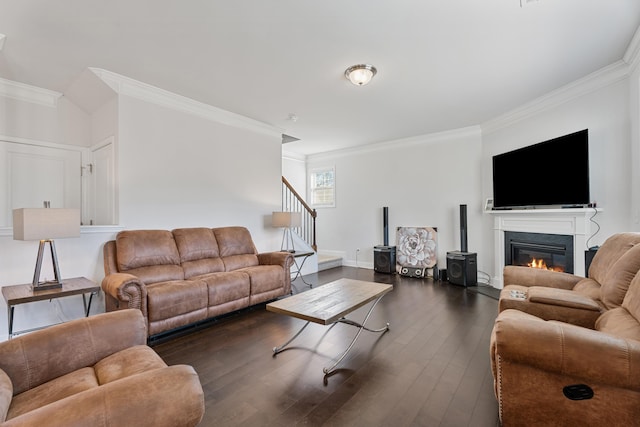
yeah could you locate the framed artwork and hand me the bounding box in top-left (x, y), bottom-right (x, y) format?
top-left (396, 226), bottom-right (438, 274)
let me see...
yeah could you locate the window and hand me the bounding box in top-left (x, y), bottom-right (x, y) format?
top-left (309, 167), bottom-right (335, 207)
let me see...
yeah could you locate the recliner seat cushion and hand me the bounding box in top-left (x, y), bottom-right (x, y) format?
top-left (194, 271), bottom-right (250, 306)
top-left (94, 345), bottom-right (167, 384)
top-left (242, 265), bottom-right (285, 294)
top-left (146, 280), bottom-right (208, 322)
top-left (7, 367), bottom-right (99, 420)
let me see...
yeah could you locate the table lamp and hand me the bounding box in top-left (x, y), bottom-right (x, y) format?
top-left (13, 207), bottom-right (80, 290)
top-left (272, 211), bottom-right (302, 253)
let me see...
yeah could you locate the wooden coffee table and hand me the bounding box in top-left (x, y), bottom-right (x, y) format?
top-left (266, 278), bottom-right (393, 374)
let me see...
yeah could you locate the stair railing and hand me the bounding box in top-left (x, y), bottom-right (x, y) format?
top-left (281, 176), bottom-right (317, 251)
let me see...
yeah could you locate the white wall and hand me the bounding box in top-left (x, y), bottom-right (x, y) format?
top-left (282, 152), bottom-right (307, 200)
top-left (630, 63), bottom-right (640, 231)
top-left (480, 78), bottom-right (634, 276)
top-left (306, 127), bottom-right (484, 273)
top-left (117, 95), bottom-right (284, 252)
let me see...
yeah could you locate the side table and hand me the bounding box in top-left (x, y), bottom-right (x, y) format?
top-left (2, 277), bottom-right (100, 339)
top-left (290, 251), bottom-right (315, 287)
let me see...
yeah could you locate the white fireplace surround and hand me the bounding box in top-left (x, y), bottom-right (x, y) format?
top-left (490, 208), bottom-right (601, 288)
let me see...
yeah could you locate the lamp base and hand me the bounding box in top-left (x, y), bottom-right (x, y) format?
top-left (32, 240), bottom-right (63, 291)
top-left (31, 281), bottom-right (63, 292)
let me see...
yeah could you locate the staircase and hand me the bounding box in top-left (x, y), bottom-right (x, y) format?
top-left (317, 253), bottom-right (343, 271)
top-left (281, 176), bottom-right (342, 271)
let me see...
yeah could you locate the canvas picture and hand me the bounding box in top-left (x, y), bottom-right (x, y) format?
top-left (396, 226), bottom-right (438, 272)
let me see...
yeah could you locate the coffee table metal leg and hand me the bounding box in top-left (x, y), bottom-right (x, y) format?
top-left (273, 320), bottom-right (311, 354)
top-left (323, 294), bottom-right (390, 375)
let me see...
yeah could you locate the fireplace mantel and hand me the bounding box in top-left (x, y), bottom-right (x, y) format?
top-left (488, 208), bottom-right (601, 288)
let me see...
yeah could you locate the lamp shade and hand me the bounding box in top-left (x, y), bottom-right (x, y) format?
top-left (272, 211), bottom-right (302, 228)
top-left (13, 208), bottom-right (80, 241)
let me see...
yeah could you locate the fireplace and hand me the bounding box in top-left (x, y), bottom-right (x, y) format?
top-left (491, 208), bottom-right (598, 287)
top-left (504, 231), bottom-right (574, 274)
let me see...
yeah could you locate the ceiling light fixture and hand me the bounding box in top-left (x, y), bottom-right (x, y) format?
top-left (345, 64), bottom-right (377, 86)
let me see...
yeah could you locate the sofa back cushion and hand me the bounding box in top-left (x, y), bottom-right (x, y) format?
top-left (173, 228), bottom-right (225, 278)
top-left (591, 233), bottom-right (640, 309)
top-left (596, 271), bottom-right (640, 340)
top-left (115, 230), bottom-right (183, 284)
top-left (213, 227), bottom-right (259, 271)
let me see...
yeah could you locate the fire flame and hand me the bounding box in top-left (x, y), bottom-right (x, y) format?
top-left (527, 258), bottom-right (564, 272)
top-left (528, 258), bottom-right (548, 269)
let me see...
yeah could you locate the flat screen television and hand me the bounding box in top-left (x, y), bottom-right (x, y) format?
top-left (492, 129), bottom-right (590, 209)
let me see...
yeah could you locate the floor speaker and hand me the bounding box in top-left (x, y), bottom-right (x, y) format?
top-left (374, 245), bottom-right (396, 274)
top-left (446, 251), bottom-right (477, 287)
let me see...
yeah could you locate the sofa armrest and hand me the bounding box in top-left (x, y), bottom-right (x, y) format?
top-left (0, 310), bottom-right (148, 395)
top-left (257, 251), bottom-right (294, 270)
top-left (493, 309), bottom-right (640, 391)
top-left (503, 265), bottom-right (583, 290)
top-left (499, 286), bottom-right (602, 328)
top-left (101, 272), bottom-right (148, 316)
top-left (3, 365), bottom-right (204, 427)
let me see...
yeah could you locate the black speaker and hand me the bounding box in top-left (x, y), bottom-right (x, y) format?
top-left (374, 245), bottom-right (396, 274)
top-left (446, 251), bottom-right (477, 287)
top-left (399, 266), bottom-right (425, 278)
top-left (585, 247), bottom-right (599, 275)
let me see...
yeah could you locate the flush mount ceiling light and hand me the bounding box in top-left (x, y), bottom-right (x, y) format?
top-left (344, 64), bottom-right (377, 86)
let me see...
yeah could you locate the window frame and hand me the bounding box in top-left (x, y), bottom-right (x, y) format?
top-left (308, 166), bottom-right (336, 208)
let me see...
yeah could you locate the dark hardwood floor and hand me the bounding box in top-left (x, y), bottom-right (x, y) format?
top-left (153, 267), bottom-right (500, 426)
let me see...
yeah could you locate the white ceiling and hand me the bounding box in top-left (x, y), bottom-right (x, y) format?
top-left (0, 1), bottom-right (639, 155)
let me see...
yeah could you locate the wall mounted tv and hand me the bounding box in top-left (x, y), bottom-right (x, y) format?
top-left (492, 129), bottom-right (590, 209)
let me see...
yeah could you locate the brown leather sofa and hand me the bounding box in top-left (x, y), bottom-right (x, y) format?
top-left (0, 309), bottom-right (204, 426)
top-left (499, 232), bottom-right (640, 327)
top-left (491, 268), bottom-right (640, 426)
top-left (102, 226), bottom-right (293, 337)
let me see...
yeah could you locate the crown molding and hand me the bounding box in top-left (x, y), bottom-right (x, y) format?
top-left (481, 60), bottom-right (630, 135)
top-left (624, 24), bottom-right (640, 72)
top-left (0, 77), bottom-right (61, 107)
top-left (89, 68), bottom-right (281, 138)
top-left (282, 149), bottom-right (306, 163)
top-left (307, 125), bottom-right (481, 162)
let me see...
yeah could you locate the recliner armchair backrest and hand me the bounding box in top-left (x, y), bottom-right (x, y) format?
top-left (589, 233), bottom-right (640, 309)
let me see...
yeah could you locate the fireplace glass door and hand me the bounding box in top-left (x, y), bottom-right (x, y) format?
top-left (505, 231), bottom-right (574, 274)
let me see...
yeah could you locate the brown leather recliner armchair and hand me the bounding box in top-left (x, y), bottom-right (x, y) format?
top-left (0, 309), bottom-right (204, 426)
top-left (499, 232), bottom-right (640, 327)
top-left (490, 267), bottom-right (640, 426)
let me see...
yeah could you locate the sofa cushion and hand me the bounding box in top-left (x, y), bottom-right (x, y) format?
top-left (94, 345), bottom-right (167, 385)
top-left (7, 367), bottom-right (99, 420)
top-left (173, 228), bottom-right (225, 278)
top-left (595, 307), bottom-right (640, 341)
top-left (213, 227), bottom-right (259, 270)
top-left (599, 243), bottom-right (640, 309)
top-left (0, 370), bottom-right (11, 423)
top-left (146, 280), bottom-right (208, 322)
top-left (242, 265), bottom-right (285, 294)
top-left (194, 271), bottom-right (250, 306)
top-left (572, 277), bottom-right (602, 301)
top-left (120, 265), bottom-right (185, 285)
top-left (173, 228), bottom-right (219, 261)
top-left (116, 230), bottom-right (182, 278)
